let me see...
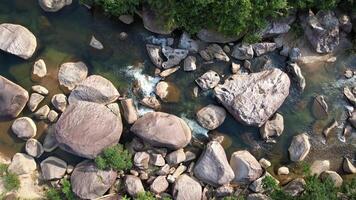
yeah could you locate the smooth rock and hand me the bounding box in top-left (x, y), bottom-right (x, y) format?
top-left (310, 160), bottom-right (330, 176)
top-left (195, 70), bottom-right (220, 91)
top-left (68, 75), bottom-right (120, 105)
top-left (39, 0), bottom-right (72, 12)
top-left (8, 153), bottom-right (36, 175)
top-left (287, 62), bottom-right (306, 91)
top-left (32, 85), bottom-right (48, 95)
top-left (146, 44), bottom-right (163, 68)
top-left (124, 175), bottom-right (144, 197)
top-left (51, 93), bottom-right (67, 112)
top-left (322, 119), bottom-right (338, 138)
top-left (157, 164), bottom-right (170, 176)
top-left (119, 15), bottom-right (134, 24)
top-left (55, 101), bottom-right (123, 158)
top-left (43, 126), bottom-right (58, 152)
top-left (25, 138), bottom-right (44, 158)
top-left (196, 104), bottom-right (226, 130)
top-left (120, 98), bottom-right (138, 124)
top-left (343, 158), bottom-right (356, 174)
top-left (194, 141), bottom-right (234, 186)
top-left (155, 81), bottom-right (180, 102)
top-left (34, 105), bottom-right (50, 120)
top-left (278, 166), bottom-right (289, 175)
top-left (230, 150), bottom-right (262, 184)
top-left (172, 174), bottom-right (202, 200)
top-left (47, 110), bottom-right (58, 123)
top-left (11, 117), bottom-right (36, 140)
top-left (28, 93), bottom-right (45, 112)
top-left (140, 96), bottom-right (161, 110)
top-left (0, 23), bottom-right (37, 59)
top-left (71, 160), bottom-right (117, 199)
top-left (166, 149), bottom-right (186, 165)
top-left (259, 158), bottom-right (271, 169)
top-left (259, 113), bottom-right (284, 139)
top-left (311, 95), bottom-right (328, 119)
top-left (320, 171), bottom-right (343, 187)
top-left (32, 59), bottom-right (47, 80)
top-left (134, 152), bottom-right (150, 170)
top-left (58, 61), bottom-right (88, 92)
top-left (160, 66), bottom-right (180, 77)
top-left (205, 44), bottom-right (230, 62)
top-left (288, 133), bottom-right (310, 162)
top-left (131, 112), bottom-right (191, 149)
top-left (179, 32), bottom-right (199, 52)
top-left (214, 68), bottom-right (290, 127)
top-left (89, 36), bottom-right (104, 50)
top-left (252, 43), bottom-right (277, 56)
top-left (150, 176), bottom-right (169, 194)
top-left (184, 56), bottom-right (197, 71)
top-left (40, 156), bottom-right (67, 180)
top-left (161, 46), bottom-right (188, 69)
top-left (232, 44), bottom-right (254, 60)
top-left (283, 178), bottom-right (306, 197)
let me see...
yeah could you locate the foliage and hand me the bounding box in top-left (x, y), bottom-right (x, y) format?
top-left (45, 179), bottom-right (76, 200)
top-left (135, 191), bottom-right (156, 200)
top-left (122, 195), bottom-right (131, 200)
top-left (223, 196), bottom-right (245, 200)
top-left (243, 33), bottom-right (262, 44)
top-left (95, 0), bottom-right (140, 16)
top-left (45, 188), bottom-right (61, 200)
top-left (61, 179), bottom-right (76, 200)
top-left (3, 172), bottom-right (20, 191)
top-left (95, 144), bottom-right (132, 171)
top-left (0, 163), bottom-right (7, 175)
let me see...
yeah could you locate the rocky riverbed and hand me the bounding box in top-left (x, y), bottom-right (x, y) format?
top-left (0, 0), bottom-right (355, 199)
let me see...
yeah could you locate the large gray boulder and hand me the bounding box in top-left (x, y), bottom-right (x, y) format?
top-left (288, 133), bottom-right (310, 162)
top-left (8, 153), bottom-right (37, 175)
top-left (71, 160), bottom-right (117, 199)
top-left (196, 104), bottom-right (226, 130)
top-left (39, 0), bottom-right (72, 12)
top-left (230, 150), bottom-right (263, 184)
top-left (68, 75), bottom-right (120, 105)
top-left (0, 23), bottom-right (37, 59)
top-left (161, 46), bottom-right (188, 69)
top-left (11, 117), bottom-right (37, 140)
top-left (0, 76), bottom-right (29, 119)
top-left (197, 29), bottom-right (241, 43)
top-left (40, 156), bottom-right (67, 180)
top-left (173, 174), bottom-right (202, 200)
top-left (131, 112), bottom-right (191, 150)
top-left (214, 68), bottom-right (290, 127)
top-left (146, 44), bottom-right (163, 68)
top-left (58, 61), bottom-right (88, 92)
top-left (194, 141), bottom-right (234, 186)
top-left (259, 113), bottom-right (284, 139)
top-left (55, 101), bottom-right (123, 158)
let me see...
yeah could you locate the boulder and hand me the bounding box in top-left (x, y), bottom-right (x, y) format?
top-left (39, 0), bottom-right (72, 12)
top-left (119, 15), bottom-right (134, 24)
top-left (8, 153), bottom-right (37, 175)
top-left (48, 110), bottom-right (59, 123)
top-left (204, 44), bottom-right (230, 62)
top-left (196, 104), bottom-right (226, 130)
top-left (261, 21), bottom-right (292, 38)
top-left (124, 175), bottom-right (144, 197)
top-left (343, 158), bottom-right (356, 174)
top-left (0, 76), bottom-right (29, 119)
top-left (288, 133), bottom-right (310, 162)
top-left (150, 153), bottom-right (165, 167)
top-left (195, 70), bottom-right (220, 91)
top-left (25, 138), bottom-right (44, 158)
top-left (320, 171), bottom-right (343, 187)
top-left (68, 75), bottom-right (120, 105)
top-left (146, 44), bottom-right (163, 68)
top-left (173, 174), bottom-right (202, 200)
top-left (278, 166), bottom-right (289, 175)
top-left (140, 96), bottom-right (161, 110)
top-left (252, 43), bottom-right (277, 56)
top-left (134, 152), bottom-right (150, 170)
top-left (51, 93), bottom-right (67, 112)
top-left (0, 23), bottom-right (37, 59)
top-left (310, 160), bottom-right (330, 176)
top-left (27, 93), bottom-right (44, 112)
top-left (232, 44), bottom-right (254, 60)
top-left (259, 158), bottom-right (271, 169)
top-left (43, 126), bottom-right (58, 152)
top-left (160, 66), bottom-right (180, 78)
top-left (194, 141), bottom-right (234, 186)
top-left (146, 36), bottom-right (174, 47)
top-left (71, 160), bottom-right (117, 199)
top-left (150, 176), bottom-right (169, 194)
top-left (287, 62), bottom-right (306, 91)
top-left (283, 178), bottom-right (306, 197)
top-left (11, 117), bottom-right (37, 140)
top-left (131, 112), bottom-right (191, 149)
top-left (214, 68), bottom-right (290, 127)
top-left (32, 85), bottom-right (48, 95)
top-left (179, 32), bottom-right (199, 53)
top-left (34, 105), bottom-right (50, 120)
top-left (120, 98), bottom-right (138, 124)
top-left (184, 56), bottom-right (197, 71)
top-left (289, 48), bottom-right (301, 62)
top-left (58, 61), bottom-right (88, 92)
top-left (259, 113), bottom-right (284, 139)
top-left (161, 46), bottom-right (188, 69)
top-left (89, 36), bottom-right (104, 50)
top-left (32, 59), bottom-right (47, 80)
top-left (197, 29), bottom-right (240, 43)
top-left (155, 81), bottom-right (181, 103)
top-left (166, 149), bottom-right (186, 165)
top-left (311, 95), bottom-right (328, 119)
top-left (55, 101), bottom-right (123, 158)
top-left (343, 87), bottom-right (356, 106)
top-left (40, 156), bottom-right (67, 180)
top-left (231, 62), bottom-right (241, 74)
top-left (230, 150), bottom-right (263, 184)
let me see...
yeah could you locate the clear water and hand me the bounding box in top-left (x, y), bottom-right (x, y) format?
top-left (0, 0), bottom-right (355, 175)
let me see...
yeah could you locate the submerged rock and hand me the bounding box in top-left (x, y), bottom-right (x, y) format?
top-left (259, 113), bottom-right (284, 140)
top-left (288, 133), bottom-right (310, 162)
top-left (140, 96), bottom-right (161, 110)
top-left (173, 174), bottom-right (202, 200)
top-left (39, 0), bottom-right (72, 12)
top-left (0, 23), bottom-right (37, 59)
top-left (55, 101), bottom-right (123, 158)
top-left (0, 76), bottom-right (29, 119)
top-left (32, 59), bottom-right (47, 80)
top-left (196, 104), bottom-right (226, 130)
top-left (11, 117), bottom-right (37, 140)
top-left (58, 61), bottom-right (88, 92)
top-left (230, 150), bottom-right (263, 184)
top-left (195, 70), bottom-right (220, 91)
top-left (162, 46), bottom-right (188, 69)
top-left (119, 15), bottom-right (134, 24)
top-left (214, 68), bottom-right (290, 127)
top-left (252, 43), bottom-right (277, 56)
top-left (311, 95), bottom-right (328, 119)
top-left (343, 87), bottom-right (356, 106)
top-left (89, 36), bottom-right (104, 50)
top-left (131, 112), bottom-right (191, 149)
top-left (146, 36), bottom-right (174, 47)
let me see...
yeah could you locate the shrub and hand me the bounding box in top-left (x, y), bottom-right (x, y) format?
top-left (61, 179), bottom-right (76, 200)
top-left (95, 144), bottom-right (132, 171)
top-left (0, 163), bottom-right (7, 175)
top-left (3, 172), bottom-right (20, 191)
top-left (45, 188), bottom-right (62, 200)
top-left (45, 179), bottom-right (76, 200)
top-left (136, 191), bottom-right (156, 200)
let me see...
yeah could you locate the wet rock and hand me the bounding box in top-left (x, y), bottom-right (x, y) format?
top-left (28, 93), bottom-right (45, 112)
top-left (214, 68), bottom-right (290, 127)
top-left (146, 44), bottom-right (163, 68)
top-left (40, 156), bottom-right (67, 180)
top-left (287, 62), bottom-right (306, 91)
top-left (131, 112), bottom-right (191, 149)
top-left (8, 153), bottom-right (36, 175)
top-left (278, 166), bottom-right (290, 175)
top-left (0, 23), bottom-right (37, 59)
top-left (11, 117), bottom-right (36, 140)
top-left (343, 87), bottom-right (356, 106)
top-left (58, 61), bottom-right (88, 92)
top-left (55, 101), bottom-right (123, 159)
top-left (146, 36), bottom-right (174, 47)
top-left (310, 160), bottom-right (330, 176)
top-left (301, 11), bottom-right (339, 53)
top-left (89, 36), bottom-right (104, 50)
top-left (320, 171), bottom-right (343, 187)
top-left (120, 98), bottom-right (138, 124)
top-left (173, 174), bottom-right (202, 200)
top-left (32, 85), bottom-right (48, 95)
top-left (288, 133), bottom-right (310, 162)
top-left (195, 70), bottom-right (220, 91)
top-left (196, 104), bottom-right (226, 130)
top-left (68, 75), bottom-right (120, 105)
top-left (289, 48), bottom-right (301, 62)
top-left (150, 176), bottom-right (169, 194)
top-left (197, 29), bottom-right (240, 43)
top-left (160, 66), bottom-right (180, 77)
top-left (162, 46), bottom-right (188, 69)
top-left (47, 110), bottom-right (58, 123)
top-left (119, 32), bottom-right (128, 40)
top-left (134, 152), bottom-right (150, 170)
top-left (39, 0), bottom-right (72, 12)
top-left (283, 178), bottom-right (306, 197)
top-left (43, 126), bottom-right (58, 152)
top-left (231, 63), bottom-right (240, 74)
top-left (166, 149), bottom-right (186, 165)
top-left (252, 43), bottom-right (277, 56)
top-left (34, 105), bottom-right (50, 120)
top-left (32, 59), bottom-right (47, 80)
top-left (140, 96), bottom-right (161, 110)
top-left (322, 119), bottom-right (338, 138)
top-left (155, 81), bottom-right (180, 102)
top-left (25, 138), bottom-right (44, 158)
top-left (184, 56), bottom-right (197, 71)
top-left (259, 158), bottom-right (271, 169)
top-left (311, 95), bottom-right (328, 119)
top-left (230, 150), bottom-right (262, 184)
top-left (247, 193), bottom-right (270, 200)
top-left (259, 113), bottom-right (284, 140)
top-left (71, 160), bottom-right (117, 199)
top-left (232, 44), bottom-right (254, 60)
top-left (124, 175), bottom-right (144, 197)
top-left (344, 69), bottom-right (353, 79)
top-left (179, 32), bottom-right (199, 53)
top-left (51, 93), bottom-right (67, 113)
top-left (338, 14), bottom-right (352, 33)
top-left (0, 76), bottom-right (29, 119)
top-left (343, 158), bottom-right (356, 174)
top-left (205, 44), bottom-right (230, 62)
top-left (194, 141), bottom-right (234, 186)
top-left (119, 15), bottom-right (134, 24)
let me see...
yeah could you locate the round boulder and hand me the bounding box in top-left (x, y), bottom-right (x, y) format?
top-left (58, 61), bottom-right (88, 92)
top-left (130, 112), bottom-right (191, 150)
top-left (55, 101), bottom-right (123, 158)
top-left (25, 138), bottom-right (44, 158)
top-left (40, 156), bottom-right (67, 180)
top-left (11, 117), bottom-right (37, 140)
top-left (173, 174), bottom-right (202, 200)
top-left (196, 104), bottom-right (226, 130)
top-left (8, 153), bottom-right (37, 175)
top-left (288, 133), bottom-right (310, 162)
top-left (230, 150), bottom-right (263, 184)
top-left (39, 0), bottom-right (72, 12)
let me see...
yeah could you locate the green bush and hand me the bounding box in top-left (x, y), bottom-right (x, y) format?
top-left (3, 172), bottom-right (20, 191)
top-left (45, 188), bottom-right (62, 200)
top-left (45, 179), bottom-right (76, 200)
top-left (135, 191), bottom-right (156, 200)
top-left (0, 163), bottom-right (7, 175)
top-left (95, 144), bottom-right (132, 171)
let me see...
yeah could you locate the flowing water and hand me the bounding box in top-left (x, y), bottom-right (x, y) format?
top-left (0, 0), bottom-right (355, 176)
